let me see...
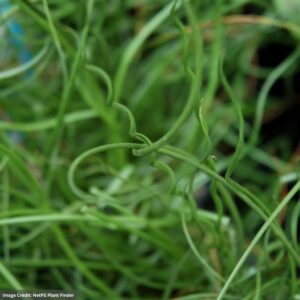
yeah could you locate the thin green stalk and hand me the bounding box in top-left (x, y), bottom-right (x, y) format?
top-left (45, 0), bottom-right (95, 193)
top-left (0, 261), bottom-right (22, 290)
top-left (52, 226), bottom-right (118, 298)
top-left (134, 1), bottom-right (203, 156)
top-left (217, 180), bottom-right (300, 300)
top-left (250, 47), bottom-right (300, 146)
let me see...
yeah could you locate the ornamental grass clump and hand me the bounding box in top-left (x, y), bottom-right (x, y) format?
top-left (0, 0), bottom-right (300, 299)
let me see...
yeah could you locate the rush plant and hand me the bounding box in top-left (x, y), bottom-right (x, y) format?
top-left (0, 0), bottom-right (300, 299)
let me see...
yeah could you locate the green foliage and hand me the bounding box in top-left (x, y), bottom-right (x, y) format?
top-left (0, 0), bottom-right (300, 299)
